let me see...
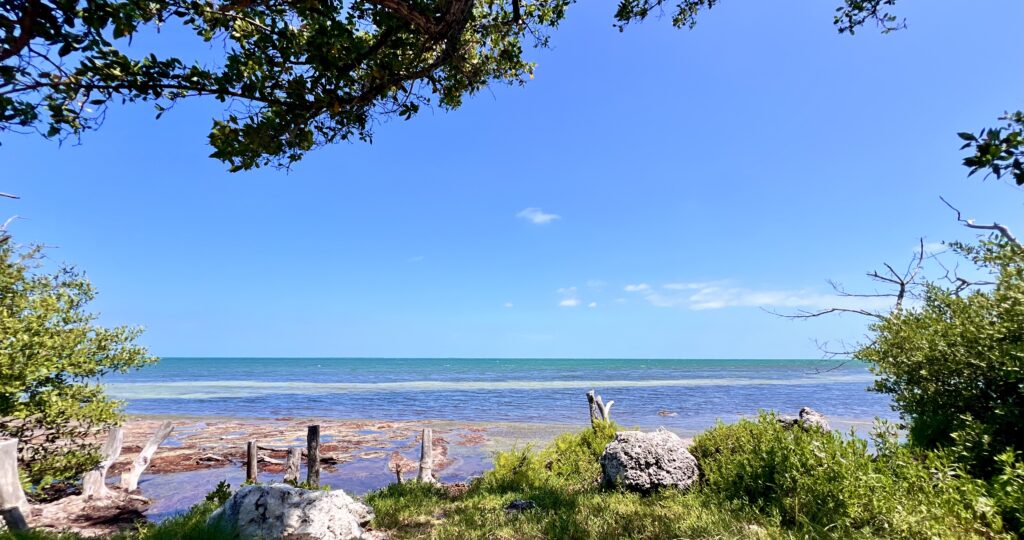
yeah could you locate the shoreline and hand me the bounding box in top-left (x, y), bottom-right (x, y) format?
top-left (110, 414), bottom-right (587, 522)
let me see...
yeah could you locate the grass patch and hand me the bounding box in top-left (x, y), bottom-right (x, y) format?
top-left (369, 417), bottom-right (1019, 539)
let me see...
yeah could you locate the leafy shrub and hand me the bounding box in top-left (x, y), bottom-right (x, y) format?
top-left (203, 480), bottom-right (233, 506)
top-left (0, 242), bottom-right (155, 486)
top-left (857, 239), bottom-right (1024, 477)
top-left (691, 413), bottom-right (1008, 538)
top-left (989, 450), bottom-right (1024, 535)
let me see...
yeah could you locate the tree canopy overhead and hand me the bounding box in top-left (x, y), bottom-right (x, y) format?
top-left (2, 0), bottom-right (1011, 172)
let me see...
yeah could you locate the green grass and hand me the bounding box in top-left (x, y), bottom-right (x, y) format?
top-left (367, 416), bottom-right (1020, 539)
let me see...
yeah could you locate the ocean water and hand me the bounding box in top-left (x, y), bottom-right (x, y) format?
top-left (106, 358), bottom-right (896, 433)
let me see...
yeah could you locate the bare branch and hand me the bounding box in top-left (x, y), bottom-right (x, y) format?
top-left (766, 307), bottom-right (885, 321)
top-left (941, 196), bottom-right (1023, 249)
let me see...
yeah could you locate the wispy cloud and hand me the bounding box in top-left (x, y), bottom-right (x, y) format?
top-left (557, 286), bottom-right (580, 307)
top-left (624, 280), bottom-right (892, 312)
top-left (503, 302), bottom-right (514, 308)
top-left (517, 207), bottom-right (561, 225)
top-left (624, 283), bottom-right (650, 292)
top-left (407, 255), bottom-right (426, 263)
top-left (588, 302), bottom-right (598, 309)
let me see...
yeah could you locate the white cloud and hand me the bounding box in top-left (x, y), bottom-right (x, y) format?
top-left (586, 279), bottom-right (607, 289)
top-left (503, 302), bottom-right (514, 308)
top-left (517, 207), bottom-right (561, 225)
top-left (407, 255), bottom-right (426, 263)
top-left (588, 302), bottom-right (598, 309)
top-left (624, 283), bottom-right (650, 292)
top-left (624, 280), bottom-right (893, 312)
top-left (922, 241), bottom-right (946, 254)
top-left (557, 286), bottom-right (581, 307)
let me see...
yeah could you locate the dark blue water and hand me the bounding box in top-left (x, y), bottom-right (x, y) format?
top-left (106, 358), bottom-right (895, 433)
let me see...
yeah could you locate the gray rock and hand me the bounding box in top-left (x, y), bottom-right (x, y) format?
top-left (207, 483), bottom-right (374, 539)
top-left (777, 408), bottom-right (830, 432)
top-left (600, 428), bottom-right (699, 493)
top-left (798, 407), bottom-right (830, 431)
top-left (504, 499), bottom-right (536, 513)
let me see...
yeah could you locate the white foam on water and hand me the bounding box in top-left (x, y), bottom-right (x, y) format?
top-left (104, 373), bottom-right (876, 400)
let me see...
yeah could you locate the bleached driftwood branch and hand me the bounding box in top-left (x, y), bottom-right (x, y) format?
top-left (120, 421), bottom-right (173, 491)
top-left (586, 390), bottom-right (614, 428)
top-left (0, 438), bottom-right (29, 529)
top-left (82, 427), bottom-right (123, 499)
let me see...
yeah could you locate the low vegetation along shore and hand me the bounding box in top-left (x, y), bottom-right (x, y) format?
top-left (2, 410), bottom-right (1022, 539)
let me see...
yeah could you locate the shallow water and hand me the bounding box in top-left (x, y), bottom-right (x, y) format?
top-left (106, 358), bottom-right (895, 432)
top-left (136, 430), bottom-right (489, 521)
top-left (106, 357), bottom-right (897, 520)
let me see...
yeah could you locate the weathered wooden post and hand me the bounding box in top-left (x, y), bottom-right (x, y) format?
top-left (284, 447), bottom-right (302, 484)
top-left (306, 425), bottom-right (320, 488)
top-left (0, 439), bottom-right (29, 528)
top-left (83, 427), bottom-right (124, 499)
top-left (417, 428), bottom-right (436, 483)
top-left (121, 421), bottom-right (173, 492)
top-left (246, 441), bottom-right (258, 483)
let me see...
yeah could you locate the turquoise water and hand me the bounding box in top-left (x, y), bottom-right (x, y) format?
top-left (106, 358), bottom-right (895, 432)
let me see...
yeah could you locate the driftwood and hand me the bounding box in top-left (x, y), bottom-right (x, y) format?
top-left (306, 425), bottom-right (320, 488)
top-left (83, 427), bottom-right (124, 499)
top-left (586, 390), bottom-right (614, 428)
top-left (284, 447), bottom-right (302, 483)
top-left (120, 421), bottom-right (173, 492)
top-left (417, 428), bottom-right (436, 483)
top-left (0, 439), bottom-right (29, 519)
top-left (246, 441), bottom-right (258, 483)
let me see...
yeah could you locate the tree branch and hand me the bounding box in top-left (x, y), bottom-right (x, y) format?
top-left (0, 0), bottom-right (40, 63)
top-left (941, 196), bottom-right (1023, 249)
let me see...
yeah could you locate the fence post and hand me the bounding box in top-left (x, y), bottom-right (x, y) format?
top-left (246, 441), bottom-right (258, 483)
top-left (306, 425), bottom-right (320, 488)
top-left (417, 428), bottom-right (436, 483)
top-left (284, 447), bottom-right (302, 483)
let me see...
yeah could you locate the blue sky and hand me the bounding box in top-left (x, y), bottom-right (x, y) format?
top-left (3, 1), bottom-right (1022, 358)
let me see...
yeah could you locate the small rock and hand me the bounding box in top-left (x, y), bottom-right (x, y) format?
top-left (798, 407), bottom-right (830, 431)
top-left (657, 410), bottom-right (678, 417)
top-left (600, 428), bottom-right (699, 493)
top-left (777, 408), bottom-right (830, 432)
top-left (504, 499), bottom-right (536, 513)
top-left (208, 483), bottom-right (373, 539)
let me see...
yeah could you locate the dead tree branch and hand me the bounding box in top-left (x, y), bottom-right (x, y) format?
top-left (941, 196), bottom-right (1023, 249)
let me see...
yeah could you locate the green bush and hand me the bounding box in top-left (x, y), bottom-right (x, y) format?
top-left (857, 239), bottom-right (1024, 477)
top-left (691, 413), bottom-right (1009, 538)
top-left (0, 241), bottom-right (155, 487)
